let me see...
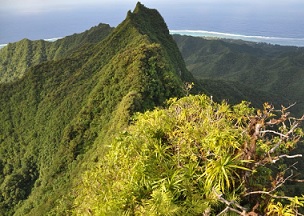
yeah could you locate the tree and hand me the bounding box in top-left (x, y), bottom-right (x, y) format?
top-left (73, 94), bottom-right (304, 215)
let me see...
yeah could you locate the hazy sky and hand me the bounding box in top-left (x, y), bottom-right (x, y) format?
top-left (1, 0), bottom-right (304, 43)
top-left (2, 0), bottom-right (302, 13)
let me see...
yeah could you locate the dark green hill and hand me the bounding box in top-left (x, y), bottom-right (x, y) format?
top-left (173, 35), bottom-right (304, 115)
top-left (0, 23), bottom-right (113, 83)
top-left (0, 3), bottom-right (193, 215)
top-left (198, 79), bottom-right (289, 108)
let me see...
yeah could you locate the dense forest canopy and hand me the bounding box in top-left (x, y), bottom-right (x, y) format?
top-left (0, 2), bottom-right (193, 215)
top-left (0, 2), bottom-right (303, 215)
top-left (173, 35), bottom-right (304, 116)
top-left (0, 24), bottom-right (113, 83)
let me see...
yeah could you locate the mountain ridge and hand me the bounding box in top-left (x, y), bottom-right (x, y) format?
top-left (0, 23), bottom-right (113, 83)
top-left (0, 2), bottom-right (303, 215)
top-left (0, 3), bottom-right (193, 215)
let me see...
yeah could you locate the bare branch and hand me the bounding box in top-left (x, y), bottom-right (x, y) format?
top-left (244, 192), bottom-right (295, 200)
top-left (244, 170), bottom-right (294, 197)
top-left (214, 189), bottom-right (247, 215)
top-left (279, 154), bottom-right (302, 159)
top-left (268, 140), bottom-right (282, 155)
top-left (299, 115), bottom-right (304, 121)
top-left (254, 154), bottom-right (301, 168)
top-left (283, 102), bottom-right (297, 111)
top-left (290, 179), bottom-right (304, 183)
top-left (217, 206), bottom-right (230, 216)
top-left (260, 130), bottom-right (289, 138)
top-left (268, 121), bottom-right (300, 154)
top-left (272, 154), bottom-right (302, 163)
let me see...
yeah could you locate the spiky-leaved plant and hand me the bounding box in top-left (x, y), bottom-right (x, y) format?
top-left (72, 94), bottom-right (304, 215)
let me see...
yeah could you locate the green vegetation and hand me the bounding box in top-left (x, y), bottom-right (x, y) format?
top-left (0, 2), bottom-right (303, 215)
top-left (173, 35), bottom-right (304, 116)
top-left (198, 79), bottom-right (289, 109)
top-left (0, 3), bottom-right (194, 215)
top-left (72, 94), bottom-right (304, 215)
top-left (0, 23), bottom-right (113, 83)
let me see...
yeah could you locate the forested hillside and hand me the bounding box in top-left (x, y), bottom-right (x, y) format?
top-left (174, 35), bottom-right (304, 116)
top-left (0, 3), bottom-right (194, 215)
top-left (0, 23), bottom-right (113, 83)
top-left (0, 2), bottom-right (303, 215)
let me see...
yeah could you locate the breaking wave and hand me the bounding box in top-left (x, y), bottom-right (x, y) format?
top-left (0, 44), bottom-right (7, 49)
top-left (0, 37), bottom-right (62, 49)
top-left (170, 30), bottom-right (304, 47)
top-left (43, 37), bottom-right (62, 42)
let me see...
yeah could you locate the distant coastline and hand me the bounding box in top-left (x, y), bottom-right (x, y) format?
top-left (0, 37), bottom-right (62, 49)
top-left (43, 37), bottom-right (63, 42)
top-left (0, 44), bottom-right (7, 49)
top-left (170, 30), bottom-right (304, 47)
top-left (1, 32), bottom-right (304, 49)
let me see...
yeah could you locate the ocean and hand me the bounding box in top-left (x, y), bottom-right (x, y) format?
top-left (161, 1), bottom-right (304, 47)
top-left (1, 1), bottom-right (304, 47)
top-left (169, 30), bottom-right (304, 47)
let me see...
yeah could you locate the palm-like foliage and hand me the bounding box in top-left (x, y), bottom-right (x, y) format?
top-left (203, 154), bottom-right (251, 193)
top-left (72, 94), bottom-right (303, 215)
top-left (267, 200), bottom-right (294, 216)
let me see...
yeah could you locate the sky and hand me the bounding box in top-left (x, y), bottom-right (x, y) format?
top-left (1, 0), bottom-right (304, 44)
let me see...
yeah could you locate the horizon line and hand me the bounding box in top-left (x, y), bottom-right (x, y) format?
top-left (170, 30), bottom-right (304, 47)
top-left (1, 30), bottom-right (304, 48)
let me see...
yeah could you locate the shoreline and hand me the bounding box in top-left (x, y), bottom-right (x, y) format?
top-left (170, 30), bottom-right (304, 47)
top-left (2, 32), bottom-right (304, 49)
top-left (0, 37), bottom-right (62, 49)
top-left (0, 44), bottom-right (7, 49)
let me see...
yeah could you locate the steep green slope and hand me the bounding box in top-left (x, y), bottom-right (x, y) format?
top-left (173, 35), bottom-right (304, 115)
top-left (0, 23), bottom-right (113, 83)
top-left (0, 3), bottom-right (192, 215)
